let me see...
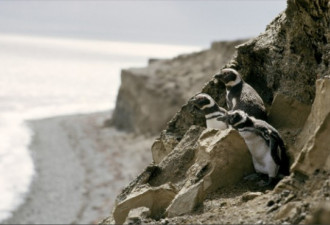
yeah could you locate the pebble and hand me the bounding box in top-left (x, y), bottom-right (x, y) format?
top-left (267, 204), bottom-right (279, 213)
top-left (220, 202), bottom-right (227, 207)
top-left (284, 193), bottom-right (296, 204)
top-left (281, 190), bottom-right (291, 197)
top-left (241, 192), bottom-right (263, 202)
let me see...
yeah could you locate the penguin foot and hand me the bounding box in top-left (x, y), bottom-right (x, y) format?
top-left (244, 173), bottom-right (261, 181)
top-left (257, 177), bottom-right (279, 187)
top-left (257, 180), bottom-right (270, 187)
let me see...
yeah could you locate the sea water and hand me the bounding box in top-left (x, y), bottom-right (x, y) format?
top-left (0, 34), bottom-right (201, 221)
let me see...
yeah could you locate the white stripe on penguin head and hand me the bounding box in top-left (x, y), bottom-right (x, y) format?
top-left (200, 94), bottom-right (215, 110)
top-left (232, 110), bottom-right (248, 127)
top-left (222, 68), bottom-right (242, 87)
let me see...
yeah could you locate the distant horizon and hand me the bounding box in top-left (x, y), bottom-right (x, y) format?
top-left (0, 31), bottom-right (252, 48)
top-left (0, 1), bottom-right (287, 48)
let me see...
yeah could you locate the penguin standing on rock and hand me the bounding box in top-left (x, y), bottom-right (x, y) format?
top-left (189, 93), bottom-right (228, 130)
top-left (214, 68), bottom-right (267, 121)
top-left (225, 110), bottom-right (290, 186)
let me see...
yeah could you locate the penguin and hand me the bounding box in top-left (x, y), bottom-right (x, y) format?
top-left (224, 110), bottom-right (290, 185)
top-left (214, 68), bottom-right (267, 121)
top-left (189, 93), bottom-right (228, 130)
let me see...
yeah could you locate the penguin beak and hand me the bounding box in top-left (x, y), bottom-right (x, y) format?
top-left (189, 96), bottom-right (204, 111)
top-left (213, 73), bottom-right (224, 84)
top-left (189, 96), bottom-right (196, 104)
top-left (225, 113), bottom-right (233, 125)
top-left (189, 96), bottom-right (199, 108)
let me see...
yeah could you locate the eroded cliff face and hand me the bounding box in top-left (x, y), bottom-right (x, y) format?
top-left (110, 40), bottom-right (245, 135)
top-left (103, 0), bottom-right (329, 224)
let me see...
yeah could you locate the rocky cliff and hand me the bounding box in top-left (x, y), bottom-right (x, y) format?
top-left (102, 0), bottom-right (330, 224)
top-left (110, 40), bottom-right (245, 135)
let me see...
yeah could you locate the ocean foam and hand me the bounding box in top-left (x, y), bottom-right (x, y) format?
top-left (0, 114), bottom-right (34, 221)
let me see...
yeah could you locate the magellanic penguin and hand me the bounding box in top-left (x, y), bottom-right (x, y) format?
top-left (214, 68), bottom-right (267, 121)
top-left (225, 110), bottom-right (290, 185)
top-left (189, 93), bottom-right (228, 130)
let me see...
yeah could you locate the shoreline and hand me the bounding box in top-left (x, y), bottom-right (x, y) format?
top-left (3, 111), bottom-right (154, 224)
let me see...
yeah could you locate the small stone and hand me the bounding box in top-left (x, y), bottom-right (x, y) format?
top-left (267, 204), bottom-right (279, 213)
top-left (256, 220), bottom-right (263, 224)
top-left (220, 202), bottom-right (227, 207)
top-left (300, 212), bottom-right (306, 219)
top-left (160, 218), bottom-right (169, 225)
top-left (282, 190), bottom-right (291, 197)
top-left (241, 192), bottom-right (263, 202)
top-left (284, 193), bottom-right (296, 204)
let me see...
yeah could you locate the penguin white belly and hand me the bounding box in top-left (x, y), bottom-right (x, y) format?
top-left (239, 131), bottom-right (278, 176)
top-left (206, 118), bottom-right (227, 130)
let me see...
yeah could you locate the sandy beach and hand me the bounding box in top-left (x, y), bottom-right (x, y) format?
top-left (3, 111), bottom-right (154, 224)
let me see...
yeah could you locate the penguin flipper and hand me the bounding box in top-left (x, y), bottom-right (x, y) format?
top-left (270, 135), bottom-right (290, 176)
top-left (278, 143), bottom-right (290, 176)
top-left (269, 138), bottom-right (282, 165)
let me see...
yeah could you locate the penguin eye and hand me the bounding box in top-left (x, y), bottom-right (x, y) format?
top-left (198, 97), bottom-right (210, 106)
top-left (226, 73), bottom-right (236, 82)
top-left (229, 113), bottom-right (240, 124)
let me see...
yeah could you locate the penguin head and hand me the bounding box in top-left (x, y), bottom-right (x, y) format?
top-left (226, 110), bottom-right (248, 128)
top-left (214, 68), bottom-right (242, 87)
top-left (189, 93), bottom-right (216, 110)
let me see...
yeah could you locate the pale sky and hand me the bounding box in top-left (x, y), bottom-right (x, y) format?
top-left (0, 1), bottom-right (287, 47)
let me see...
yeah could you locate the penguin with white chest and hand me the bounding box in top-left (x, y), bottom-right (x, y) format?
top-left (225, 110), bottom-right (290, 185)
top-left (189, 93), bottom-right (228, 130)
top-left (214, 68), bottom-right (267, 121)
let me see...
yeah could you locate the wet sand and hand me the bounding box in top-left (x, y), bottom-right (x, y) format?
top-left (4, 111), bottom-right (154, 224)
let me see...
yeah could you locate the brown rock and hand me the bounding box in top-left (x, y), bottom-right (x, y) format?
top-left (307, 202), bottom-right (330, 225)
top-left (166, 128), bottom-right (254, 217)
top-left (112, 183), bottom-right (177, 224)
top-left (151, 131), bottom-right (179, 164)
top-left (166, 180), bottom-right (204, 217)
top-left (124, 207), bottom-right (151, 224)
top-left (274, 201), bottom-right (300, 220)
top-left (149, 126), bottom-right (204, 186)
top-left (268, 93), bottom-right (311, 129)
top-left (196, 128), bottom-right (254, 192)
top-left (291, 78), bottom-right (330, 176)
